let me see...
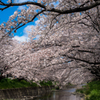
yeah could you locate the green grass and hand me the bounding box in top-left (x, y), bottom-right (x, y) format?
top-left (0, 78), bottom-right (60, 90)
top-left (66, 82), bottom-right (74, 87)
top-left (0, 78), bottom-right (54, 89)
top-left (0, 78), bottom-right (38, 89)
top-left (76, 80), bottom-right (100, 100)
top-left (39, 80), bottom-right (53, 86)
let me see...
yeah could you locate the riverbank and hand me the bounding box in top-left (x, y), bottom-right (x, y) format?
top-left (0, 78), bottom-right (84, 100)
top-left (76, 80), bottom-right (100, 100)
top-left (1, 78), bottom-right (100, 100)
top-left (0, 86), bottom-right (54, 100)
top-left (0, 78), bottom-right (54, 89)
top-left (0, 78), bottom-right (55, 99)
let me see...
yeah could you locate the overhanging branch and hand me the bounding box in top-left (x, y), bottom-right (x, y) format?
top-left (0, 1), bottom-right (100, 14)
top-left (68, 56), bottom-right (100, 65)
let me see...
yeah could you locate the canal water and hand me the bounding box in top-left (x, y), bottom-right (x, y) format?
top-left (33, 86), bottom-right (85, 100)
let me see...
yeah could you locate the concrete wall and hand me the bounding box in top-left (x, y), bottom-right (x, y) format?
top-left (0, 86), bottom-right (54, 99)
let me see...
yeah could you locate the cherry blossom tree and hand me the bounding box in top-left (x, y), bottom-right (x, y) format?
top-left (0, 27), bottom-right (13, 78)
top-left (2, 18), bottom-right (99, 86)
top-left (0, 0), bottom-right (100, 34)
top-left (0, 0), bottom-right (100, 86)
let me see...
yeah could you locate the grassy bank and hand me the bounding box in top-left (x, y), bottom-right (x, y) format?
top-left (0, 78), bottom-right (53, 89)
top-left (76, 80), bottom-right (100, 100)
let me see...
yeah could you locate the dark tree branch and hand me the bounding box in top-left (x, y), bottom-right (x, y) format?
top-left (85, 11), bottom-right (100, 33)
top-left (78, 49), bottom-right (94, 53)
top-left (68, 56), bottom-right (100, 64)
top-left (49, 14), bottom-right (60, 29)
top-left (0, 1), bottom-right (100, 14)
top-left (78, 0), bottom-right (90, 8)
top-left (0, 1), bottom-right (46, 11)
top-left (47, 1), bottom-right (100, 14)
top-left (15, 10), bottom-right (45, 31)
top-left (0, 5), bottom-right (10, 11)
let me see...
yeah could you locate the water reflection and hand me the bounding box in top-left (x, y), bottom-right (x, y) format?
top-left (34, 88), bottom-right (84, 100)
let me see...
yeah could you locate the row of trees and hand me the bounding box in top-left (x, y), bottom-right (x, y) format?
top-left (0, 0), bottom-right (100, 85)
